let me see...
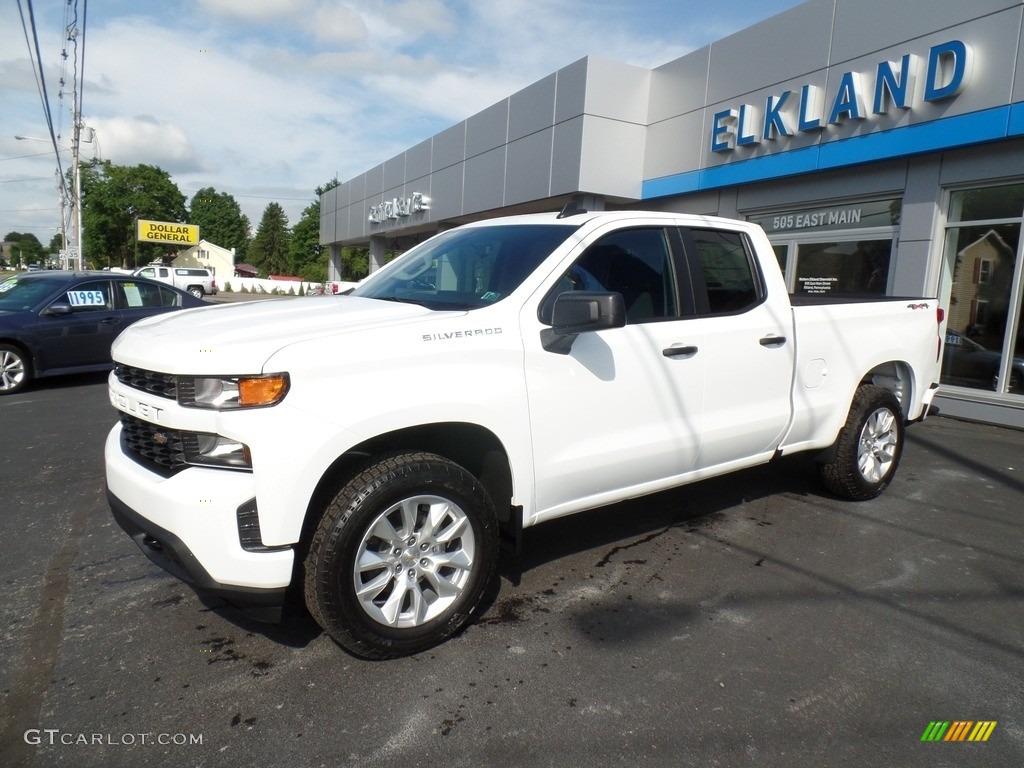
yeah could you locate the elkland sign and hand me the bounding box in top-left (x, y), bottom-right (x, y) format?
top-left (368, 192), bottom-right (428, 225)
top-left (710, 40), bottom-right (972, 153)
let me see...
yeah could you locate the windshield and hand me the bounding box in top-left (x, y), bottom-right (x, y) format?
top-left (351, 224), bottom-right (579, 310)
top-left (0, 274), bottom-right (64, 311)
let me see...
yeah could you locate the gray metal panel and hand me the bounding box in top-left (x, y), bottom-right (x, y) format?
top-left (430, 163), bottom-right (465, 219)
top-left (433, 122), bottom-right (467, 171)
top-left (899, 156), bottom-right (942, 243)
top-left (320, 212), bottom-right (331, 243)
top-left (336, 181), bottom-right (350, 208)
top-left (937, 137), bottom-right (1024, 185)
top-left (383, 155), bottom-right (405, 192)
top-left (735, 160), bottom-right (909, 212)
top-left (649, 46), bottom-right (711, 124)
top-left (348, 173), bottom-right (366, 208)
top-left (319, 185), bottom-right (337, 243)
top-left (584, 58), bottom-right (650, 123)
top-left (555, 58), bottom-right (589, 124)
top-left (407, 138), bottom-right (432, 182)
top-left (578, 117), bottom-right (645, 198)
top-left (338, 202), bottom-right (353, 242)
top-left (644, 112), bottom-right (705, 181)
top-left (505, 128), bottom-right (553, 206)
top-left (832, 0), bottom-right (1021, 64)
top-left (630, 189), bottom-right (723, 216)
top-left (707, 0), bottom-right (835, 103)
top-left (890, 239), bottom-right (932, 296)
top-left (466, 99), bottom-right (509, 158)
top-left (464, 147), bottom-right (507, 213)
top-left (348, 174), bottom-right (367, 239)
top-left (355, 198), bottom-right (372, 240)
top-left (551, 116), bottom-right (584, 196)
top-left (364, 164), bottom-right (384, 202)
top-left (932, 395), bottom-right (1024, 429)
top-left (509, 73), bottom-right (557, 142)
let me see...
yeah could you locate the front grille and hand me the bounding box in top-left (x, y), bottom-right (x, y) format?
top-left (119, 413), bottom-right (198, 475)
top-left (114, 364), bottom-right (178, 400)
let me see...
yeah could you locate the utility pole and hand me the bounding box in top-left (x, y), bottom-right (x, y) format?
top-left (68, 66), bottom-right (84, 271)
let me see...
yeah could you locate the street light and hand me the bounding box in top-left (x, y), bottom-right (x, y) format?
top-left (15, 129), bottom-right (93, 270)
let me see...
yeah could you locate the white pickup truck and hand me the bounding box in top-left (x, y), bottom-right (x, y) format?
top-left (133, 265), bottom-right (217, 299)
top-left (105, 210), bottom-right (942, 659)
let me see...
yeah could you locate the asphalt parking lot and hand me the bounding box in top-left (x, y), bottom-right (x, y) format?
top-left (1, 374), bottom-right (1022, 767)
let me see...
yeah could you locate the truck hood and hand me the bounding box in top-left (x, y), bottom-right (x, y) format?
top-left (112, 296), bottom-right (453, 374)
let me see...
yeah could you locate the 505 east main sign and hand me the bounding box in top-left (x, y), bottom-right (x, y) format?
top-left (710, 40), bottom-right (972, 153)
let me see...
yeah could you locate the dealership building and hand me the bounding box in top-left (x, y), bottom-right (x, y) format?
top-left (320, 0), bottom-right (1024, 428)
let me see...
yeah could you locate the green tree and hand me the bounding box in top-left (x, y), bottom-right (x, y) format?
top-left (2, 232), bottom-right (47, 266)
top-left (80, 160), bottom-right (187, 269)
top-left (288, 200), bottom-right (323, 281)
top-left (341, 247), bottom-right (370, 280)
top-left (48, 233), bottom-right (63, 253)
top-left (188, 187), bottom-right (250, 260)
top-left (248, 202), bottom-right (290, 276)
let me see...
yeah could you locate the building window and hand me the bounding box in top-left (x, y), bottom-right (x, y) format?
top-left (793, 239), bottom-right (891, 295)
top-left (940, 184), bottom-right (1024, 396)
top-left (750, 198), bottom-right (899, 297)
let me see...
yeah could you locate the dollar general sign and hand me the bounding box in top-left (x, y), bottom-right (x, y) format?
top-left (137, 220), bottom-right (199, 245)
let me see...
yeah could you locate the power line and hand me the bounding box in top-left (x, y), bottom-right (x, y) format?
top-left (17, 0), bottom-right (68, 201)
top-left (0, 177), bottom-right (53, 184)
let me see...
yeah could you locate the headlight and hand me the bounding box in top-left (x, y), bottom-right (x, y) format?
top-left (184, 433), bottom-right (252, 470)
top-left (179, 374), bottom-right (289, 409)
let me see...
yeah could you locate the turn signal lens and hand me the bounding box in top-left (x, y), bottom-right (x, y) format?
top-left (238, 375), bottom-right (289, 407)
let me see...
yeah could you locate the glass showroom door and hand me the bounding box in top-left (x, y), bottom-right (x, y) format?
top-left (940, 185), bottom-right (1024, 397)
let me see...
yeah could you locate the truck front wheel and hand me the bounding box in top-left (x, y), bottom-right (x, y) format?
top-left (303, 452), bottom-right (498, 659)
top-left (818, 385), bottom-right (905, 500)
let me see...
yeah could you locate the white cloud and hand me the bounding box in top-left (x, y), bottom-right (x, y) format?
top-left (195, 0), bottom-right (316, 23)
top-left (88, 115), bottom-right (207, 173)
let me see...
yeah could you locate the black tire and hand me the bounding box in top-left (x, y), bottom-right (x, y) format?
top-left (818, 384), bottom-right (905, 500)
top-left (304, 452), bottom-right (498, 659)
top-left (188, 286), bottom-right (204, 299)
top-left (0, 343), bottom-right (30, 396)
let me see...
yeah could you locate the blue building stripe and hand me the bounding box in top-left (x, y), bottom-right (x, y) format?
top-left (642, 104), bottom-right (1020, 200)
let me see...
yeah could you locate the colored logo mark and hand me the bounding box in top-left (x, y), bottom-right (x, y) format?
top-left (921, 721), bottom-right (997, 742)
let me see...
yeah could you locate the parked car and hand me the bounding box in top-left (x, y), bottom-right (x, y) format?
top-left (942, 329), bottom-right (1024, 393)
top-left (133, 265), bottom-right (218, 298)
top-left (0, 271), bottom-right (206, 395)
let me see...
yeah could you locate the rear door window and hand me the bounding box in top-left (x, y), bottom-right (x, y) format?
top-left (683, 228), bottom-right (763, 315)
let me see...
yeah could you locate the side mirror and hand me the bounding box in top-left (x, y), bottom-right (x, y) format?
top-left (541, 291), bottom-right (625, 354)
top-left (42, 302), bottom-right (73, 316)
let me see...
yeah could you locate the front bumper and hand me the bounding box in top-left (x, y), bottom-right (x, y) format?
top-left (104, 424), bottom-right (294, 622)
top-left (108, 490), bottom-right (287, 622)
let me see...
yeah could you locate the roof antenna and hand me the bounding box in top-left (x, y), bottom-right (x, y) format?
top-left (557, 199), bottom-right (588, 219)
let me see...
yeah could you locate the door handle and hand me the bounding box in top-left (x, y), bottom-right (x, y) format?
top-left (101, 317), bottom-right (121, 325)
top-left (759, 335), bottom-right (787, 348)
top-left (663, 345), bottom-right (698, 358)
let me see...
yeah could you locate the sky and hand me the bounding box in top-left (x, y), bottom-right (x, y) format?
top-left (0, 0), bottom-right (805, 250)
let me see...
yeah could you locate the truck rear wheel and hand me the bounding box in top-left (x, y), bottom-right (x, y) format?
top-left (188, 286), bottom-right (204, 299)
top-left (818, 385), bottom-right (904, 500)
top-left (304, 452), bottom-right (498, 659)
